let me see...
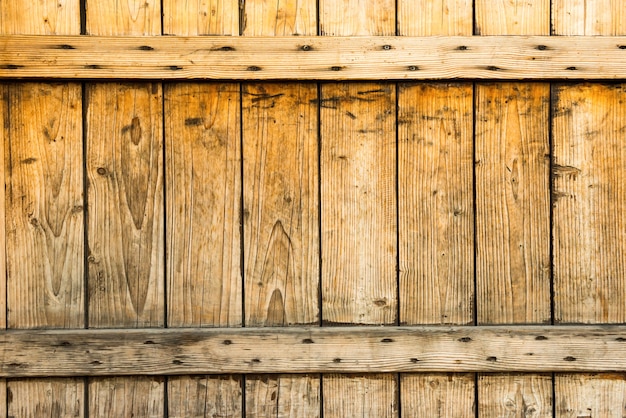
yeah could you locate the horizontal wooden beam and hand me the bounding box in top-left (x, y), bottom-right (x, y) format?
top-left (2, 35), bottom-right (626, 80)
top-left (2, 325), bottom-right (626, 377)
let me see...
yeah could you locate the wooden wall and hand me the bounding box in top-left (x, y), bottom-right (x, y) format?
top-left (1, 0), bottom-right (626, 416)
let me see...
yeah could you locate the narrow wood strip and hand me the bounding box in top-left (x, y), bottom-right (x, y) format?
top-left (2, 35), bottom-right (626, 80)
top-left (2, 326), bottom-right (626, 376)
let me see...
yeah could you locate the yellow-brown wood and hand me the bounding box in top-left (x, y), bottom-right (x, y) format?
top-left (163, 3), bottom-right (242, 416)
top-left (479, 374), bottom-right (552, 417)
top-left (476, 83), bottom-right (551, 324)
top-left (476, 0), bottom-right (553, 414)
top-left (6, 83), bottom-right (84, 329)
top-left (6, 35), bottom-right (626, 80)
top-left (89, 376), bottom-right (164, 416)
top-left (398, 83), bottom-right (474, 326)
top-left (85, 2), bottom-right (165, 414)
top-left (323, 374), bottom-right (398, 417)
top-left (7, 378), bottom-right (84, 417)
top-left (242, 3), bottom-right (321, 416)
top-left (1, 1), bottom-right (83, 415)
top-left (553, 1), bottom-right (626, 413)
top-left (555, 374), bottom-right (626, 417)
top-left (398, 0), bottom-right (472, 36)
top-left (401, 373), bottom-right (474, 417)
top-left (163, 0), bottom-right (239, 36)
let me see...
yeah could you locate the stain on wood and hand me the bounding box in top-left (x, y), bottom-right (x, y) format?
top-left (168, 375), bottom-right (242, 418)
top-left (479, 374), bottom-right (552, 417)
top-left (89, 376), bottom-right (164, 416)
top-left (7, 378), bottom-right (84, 417)
top-left (246, 375), bottom-right (320, 417)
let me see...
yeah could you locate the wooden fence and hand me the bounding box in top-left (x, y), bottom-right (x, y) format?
top-left (1, 0), bottom-right (626, 416)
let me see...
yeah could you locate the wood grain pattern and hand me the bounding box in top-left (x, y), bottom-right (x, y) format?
top-left (1, 1), bottom-right (83, 415)
top-left (89, 377), bottom-right (164, 416)
top-left (320, 82), bottom-right (396, 325)
top-left (243, 83), bottom-right (318, 327)
top-left (553, 83), bottom-right (626, 324)
top-left (163, 0), bottom-right (238, 36)
top-left (7, 378), bottom-right (84, 417)
top-left (553, 2), bottom-right (626, 413)
top-left (245, 375), bottom-right (320, 417)
top-left (398, 0), bottom-right (472, 36)
top-left (555, 374), bottom-right (626, 417)
top-left (320, 0), bottom-right (394, 36)
top-left (242, 3), bottom-right (320, 416)
top-left (476, 83), bottom-right (551, 324)
top-left (85, 0), bottom-right (160, 35)
top-left (166, 83), bottom-right (241, 328)
top-left (168, 376), bottom-right (242, 418)
top-left (6, 83), bottom-right (84, 329)
top-left (401, 373), bottom-right (474, 417)
top-left (479, 374), bottom-right (552, 417)
top-left (398, 83), bottom-right (473, 326)
top-left (476, 0), bottom-right (549, 35)
top-left (86, 2), bottom-right (165, 414)
top-left (323, 374), bottom-right (398, 418)
top-left (6, 35), bottom-right (626, 80)
top-left (4, 325), bottom-right (626, 376)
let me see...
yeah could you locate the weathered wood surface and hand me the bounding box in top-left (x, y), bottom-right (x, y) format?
top-left (553, 0), bottom-right (626, 414)
top-left (242, 2), bottom-right (321, 416)
top-left (4, 35), bottom-right (626, 80)
top-left (168, 375), bottom-right (242, 418)
top-left (1, 1), bottom-right (83, 416)
top-left (85, 1), bottom-right (165, 416)
top-left (2, 325), bottom-right (626, 376)
top-left (478, 374), bottom-right (552, 418)
top-left (401, 373), bottom-right (475, 417)
top-left (323, 374), bottom-right (398, 417)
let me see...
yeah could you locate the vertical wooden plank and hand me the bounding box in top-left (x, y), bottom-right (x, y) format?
top-left (320, 1), bottom-right (396, 416)
top-left (86, 1), bottom-right (164, 415)
top-left (1, 1), bottom-right (83, 416)
top-left (323, 374), bottom-right (398, 417)
top-left (397, 3), bottom-right (474, 416)
top-left (553, 1), bottom-right (626, 413)
top-left (475, 1), bottom-right (552, 416)
top-left (162, 2), bottom-right (243, 416)
top-left (242, 1), bottom-right (320, 416)
top-left (479, 374), bottom-right (552, 418)
top-left (0, 83), bottom-right (6, 418)
top-left (401, 374), bottom-right (474, 417)
top-left (555, 374), bottom-right (626, 417)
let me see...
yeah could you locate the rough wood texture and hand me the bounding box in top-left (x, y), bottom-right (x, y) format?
top-left (6, 35), bottom-right (626, 80)
top-left (479, 374), bottom-right (552, 417)
top-left (0, 0), bottom-right (79, 34)
top-left (241, 0), bottom-right (316, 36)
top-left (476, 83), bottom-right (551, 324)
top-left (89, 377), bottom-right (164, 416)
top-left (6, 83), bottom-right (84, 329)
top-left (0, 84), bottom-right (6, 418)
top-left (552, 0), bottom-right (626, 36)
top-left (320, 0), bottom-right (394, 36)
top-left (398, 0), bottom-right (472, 36)
top-left (7, 378), bottom-right (84, 417)
top-left (168, 376), bottom-right (242, 418)
top-left (4, 325), bottom-right (626, 376)
top-left (165, 83), bottom-right (241, 328)
top-left (398, 83), bottom-right (474, 326)
top-left (476, 0), bottom-right (549, 35)
top-left (85, 0), bottom-right (160, 35)
top-left (243, 83), bottom-right (318, 327)
top-left (401, 373), bottom-right (474, 417)
top-left (323, 374), bottom-right (397, 417)
top-left (320, 82), bottom-right (396, 325)
top-left (553, 83), bottom-right (626, 324)
top-left (163, 0), bottom-right (238, 36)
top-left (555, 373), bottom-right (626, 417)
top-left (245, 375), bottom-right (320, 417)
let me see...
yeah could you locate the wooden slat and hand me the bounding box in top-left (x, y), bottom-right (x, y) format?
top-left (85, 2), bottom-right (165, 415)
top-left (475, 1), bottom-right (553, 415)
top-left (4, 35), bottom-right (626, 80)
top-left (553, 1), bottom-right (626, 414)
top-left (163, 3), bottom-right (242, 416)
top-left (478, 374), bottom-right (552, 417)
top-left (242, 3), bottom-right (320, 416)
top-left (1, 1), bottom-right (83, 416)
top-left (400, 373), bottom-right (474, 417)
top-left (555, 374), bottom-right (626, 417)
top-left (397, 3), bottom-right (474, 415)
top-left (323, 374), bottom-right (398, 417)
top-left (2, 325), bottom-right (626, 376)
